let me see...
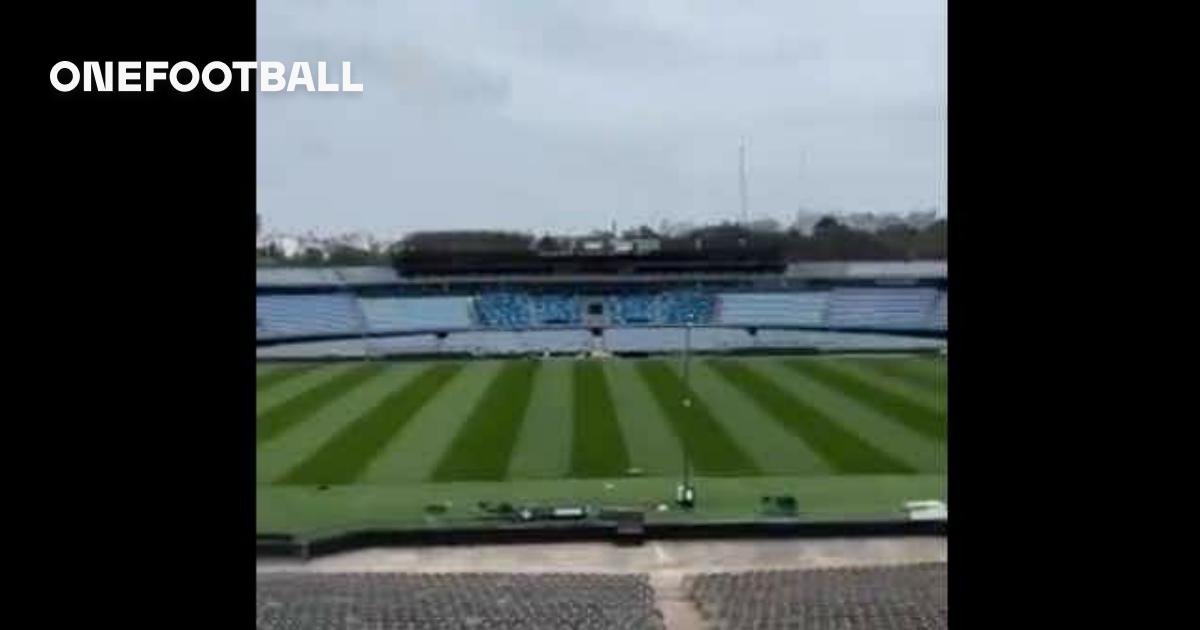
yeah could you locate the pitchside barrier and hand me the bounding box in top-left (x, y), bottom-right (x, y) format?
top-left (256, 342), bottom-right (945, 363)
top-left (256, 517), bottom-right (946, 559)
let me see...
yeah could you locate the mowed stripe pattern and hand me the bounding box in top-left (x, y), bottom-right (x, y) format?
top-left (256, 355), bottom-right (946, 485)
top-left (707, 359), bottom-right (914, 474)
top-left (257, 364), bottom-right (385, 445)
top-left (635, 360), bottom-right (759, 476)
top-left (570, 361), bottom-right (629, 477)
top-left (431, 360), bottom-right (539, 481)
top-left (281, 363), bottom-right (463, 484)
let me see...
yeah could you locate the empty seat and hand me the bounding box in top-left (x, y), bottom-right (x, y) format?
top-left (929, 292), bottom-right (947, 330)
top-left (256, 294), bottom-right (361, 338)
top-left (474, 293), bottom-right (534, 328)
top-left (256, 572), bottom-right (666, 630)
top-left (360, 297), bottom-right (473, 331)
top-left (717, 292), bottom-right (830, 326)
top-left (827, 288), bottom-right (940, 330)
top-left (686, 563), bottom-right (947, 630)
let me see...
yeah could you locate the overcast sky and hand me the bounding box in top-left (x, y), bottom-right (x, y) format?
top-left (257, 0), bottom-right (945, 236)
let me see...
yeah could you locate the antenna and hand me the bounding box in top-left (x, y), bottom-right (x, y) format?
top-left (738, 138), bottom-right (749, 225)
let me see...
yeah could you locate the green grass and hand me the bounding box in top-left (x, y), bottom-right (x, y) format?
top-left (784, 360), bottom-right (946, 442)
top-left (255, 364), bottom-right (318, 391)
top-left (430, 360), bottom-right (540, 482)
top-left (259, 474), bottom-right (946, 535)
top-left (857, 358), bottom-right (946, 394)
top-left (507, 360), bottom-right (573, 479)
top-left (280, 363), bottom-right (463, 484)
top-left (570, 361), bottom-right (629, 478)
top-left (256, 364), bottom-right (385, 445)
top-left (257, 354), bottom-right (947, 534)
top-left (634, 360), bottom-right (760, 476)
top-left (707, 359), bottom-right (915, 474)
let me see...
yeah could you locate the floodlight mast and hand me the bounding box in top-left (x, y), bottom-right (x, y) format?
top-left (679, 316), bottom-right (695, 506)
top-left (738, 139), bottom-right (749, 226)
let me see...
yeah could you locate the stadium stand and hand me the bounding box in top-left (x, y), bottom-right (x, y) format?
top-left (607, 294), bottom-right (657, 324)
top-left (255, 262), bottom-right (947, 351)
top-left (333, 266), bottom-right (401, 285)
top-left (256, 293), bottom-right (361, 337)
top-left (717, 292), bottom-right (829, 327)
top-left (660, 291), bottom-right (716, 325)
top-left (360, 296), bottom-right (473, 331)
top-left (474, 292), bottom-right (533, 328)
top-left (256, 267), bottom-right (345, 287)
top-left (442, 329), bottom-right (593, 355)
top-left (605, 327), bottom-right (750, 353)
top-left (785, 261), bottom-right (947, 279)
top-left (256, 572), bottom-right (665, 630)
top-left (471, 291), bottom-right (716, 328)
top-left (826, 288), bottom-right (940, 330)
top-left (686, 563), bottom-right (947, 630)
top-left (533, 294), bottom-right (582, 325)
top-left (752, 329), bottom-right (945, 351)
top-left (930, 292), bottom-right (947, 331)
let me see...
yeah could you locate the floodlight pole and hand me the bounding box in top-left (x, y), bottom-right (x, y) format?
top-left (679, 319), bottom-right (694, 506)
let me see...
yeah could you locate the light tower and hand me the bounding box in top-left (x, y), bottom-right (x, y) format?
top-left (738, 138), bottom-right (749, 226)
top-left (676, 314), bottom-right (696, 509)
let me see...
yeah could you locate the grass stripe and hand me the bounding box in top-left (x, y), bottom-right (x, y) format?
top-left (690, 361), bottom-right (832, 476)
top-left (786, 360), bottom-right (946, 442)
top-left (256, 364), bottom-right (385, 445)
top-left (708, 359), bottom-right (915, 474)
top-left (857, 358), bottom-right (946, 393)
top-left (570, 360), bottom-right (630, 478)
top-left (430, 360), bottom-right (540, 481)
top-left (825, 360), bottom-right (946, 414)
top-left (820, 355), bottom-right (940, 415)
top-left (258, 365), bottom-right (423, 483)
top-left (603, 360), bottom-right (684, 476)
top-left (752, 360), bottom-right (944, 473)
top-left (507, 360), bottom-right (574, 480)
top-left (280, 363), bottom-right (464, 484)
top-left (255, 364), bottom-right (317, 391)
top-left (361, 361), bottom-right (501, 483)
top-left (634, 360), bottom-right (759, 476)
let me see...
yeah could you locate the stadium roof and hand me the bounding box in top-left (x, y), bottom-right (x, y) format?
top-left (256, 261), bottom-right (945, 288)
top-left (785, 261), bottom-right (947, 279)
top-left (256, 266), bottom-right (400, 287)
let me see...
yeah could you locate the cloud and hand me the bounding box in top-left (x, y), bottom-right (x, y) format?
top-left (257, 0), bottom-right (946, 235)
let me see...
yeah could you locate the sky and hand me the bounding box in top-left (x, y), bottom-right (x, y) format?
top-left (257, 0), bottom-right (946, 236)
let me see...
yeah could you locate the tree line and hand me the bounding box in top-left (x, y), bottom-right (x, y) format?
top-left (256, 215), bottom-right (946, 266)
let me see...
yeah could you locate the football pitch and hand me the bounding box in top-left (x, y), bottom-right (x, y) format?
top-left (257, 354), bottom-right (946, 534)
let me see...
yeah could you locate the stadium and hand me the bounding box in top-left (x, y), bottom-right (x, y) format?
top-left (256, 233), bottom-right (947, 628)
top-left (256, 231), bottom-right (946, 533)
